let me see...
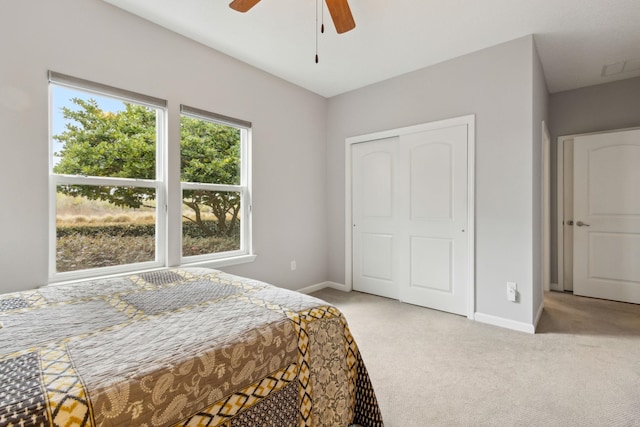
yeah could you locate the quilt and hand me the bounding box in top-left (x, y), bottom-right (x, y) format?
top-left (0, 268), bottom-right (383, 427)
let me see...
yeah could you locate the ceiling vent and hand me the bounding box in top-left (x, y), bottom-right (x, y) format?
top-left (602, 58), bottom-right (640, 77)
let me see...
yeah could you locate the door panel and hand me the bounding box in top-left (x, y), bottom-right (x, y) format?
top-left (361, 233), bottom-right (393, 281)
top-left (352, 138), bottom-right (400, 299)
top-left (362, 152), bottom-right (393, 217)
top-left (573, 129), bottom-right (640, 304)
top-left (410, 237), bottom-right (453, 292)
top-left (399, 127), bottom-right (468, 315)
top-left (589, 232), bottom-right (640, 283)
top-left (410, 143), bottom-right (452, 220)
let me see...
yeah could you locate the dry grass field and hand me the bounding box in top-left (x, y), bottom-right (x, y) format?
top-left (56, 193), bottom-right (239, 272)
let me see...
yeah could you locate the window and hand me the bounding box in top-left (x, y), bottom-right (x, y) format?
top-left (48, 72), bottom-right (252, 282)
top-left (179, 106), bottom-right (252, 262)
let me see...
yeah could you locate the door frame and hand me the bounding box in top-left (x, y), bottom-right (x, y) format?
top-left (542, 121), bottom-right (551, 293)
top-left (555, 126), bottom-right (640, 292)
top-left (344, 114), bottom-right (476, 319)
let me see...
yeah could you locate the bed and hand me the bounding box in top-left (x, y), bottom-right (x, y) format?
top-left (0, 268), bottom-right (383, 427)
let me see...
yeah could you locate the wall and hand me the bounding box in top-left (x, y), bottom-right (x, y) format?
top-left (548, 76), bottom-right (640, 285)
top-left (0, 0), bottom-right (328, 293)
top-left (327, 36), bottom-right (542, 326)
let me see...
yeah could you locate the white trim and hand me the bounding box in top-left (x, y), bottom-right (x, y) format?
top-left (344, 115), bottom-right (476, 319)
top-left (180, 104), bottom-right (251, 129)
top-left (49, 70), bottom-right (167, 109)
top-left (467, 117), bottom-right (476, 320)
top-left (297, 281), bottom-right (348, 295)
top-left (556, 137), bottom-right (565, 292)
top-left (474, 312), bottom-right (535, 334)
top-left (54, 174), bottom-right (159, 188)
top-left (181, 254), bottom-right (257, 269)
top-left (43, 267), bottom-right (167, 287)
top-left (48, 81), bottom-right (167, 283)
top-left (344, 138), bottom-right (353, 292)
top-left (550, 282), bottom-right (561, 291)
top-left (179, 114), bottom-right (253, 265)
top-left (48, 81), bottom-right (254, 282)
top-left (50, 261), bottom-right (165, 284)
top-left (180, 182), bottom-right (243, 192)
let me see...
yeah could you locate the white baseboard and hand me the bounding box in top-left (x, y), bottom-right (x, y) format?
top-left (298, 281), bottom-right (348, 295)
top-left (549, 282), bottom-right (560, 291)
top-left (474, 312), bottom-right (536, 334)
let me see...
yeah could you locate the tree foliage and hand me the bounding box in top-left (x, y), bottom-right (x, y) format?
top-left (54, 98), bottom-right (241, 237)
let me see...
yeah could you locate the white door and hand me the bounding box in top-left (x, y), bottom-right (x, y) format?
top-left (563, 139), bottom-right (575, 291)
top-left (352, 137), bottom-right (400, 299)
top-left (352, 125), bottom-right (469, 315)
top-left (573, 128), bottom-right (640, 304)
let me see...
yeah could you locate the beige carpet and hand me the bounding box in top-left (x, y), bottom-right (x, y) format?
top-left (312, 289), bottom-right (640, 427)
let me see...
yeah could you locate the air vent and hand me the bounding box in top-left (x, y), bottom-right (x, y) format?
top-left (602, 58), bottom-right (640, 77)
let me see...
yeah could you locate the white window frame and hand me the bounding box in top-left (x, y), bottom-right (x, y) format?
top-left (179, 105), bottom-right (253, 265)
top-left (47, 73), bottom-right (255, 283)
top-left (48, 72), bottom-right (167, 282)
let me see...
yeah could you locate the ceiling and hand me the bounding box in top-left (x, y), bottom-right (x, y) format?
top-left (104, 0), bottom-right (640, 98)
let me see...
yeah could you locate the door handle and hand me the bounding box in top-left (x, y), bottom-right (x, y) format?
top-left (566, 220), bottom-right (574, 226)
top-left (576, 221), bottom-right (590, 227)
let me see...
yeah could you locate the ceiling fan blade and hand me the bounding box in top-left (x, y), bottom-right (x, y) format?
top-left (325, 0), bottom-right (356, 34)
top-left (229, 0), bottom-right (261, 13)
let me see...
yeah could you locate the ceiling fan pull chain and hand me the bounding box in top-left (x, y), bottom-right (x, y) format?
top-left (315, 0), bottom-right (319, 63)
top-left (321, 0), bottom-right (325, 33)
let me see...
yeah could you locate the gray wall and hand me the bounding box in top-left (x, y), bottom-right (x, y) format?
top-left (0, 0), bottom-right (551, 328)
top-left (0, 0), bottom-right (328, 293)
top-left (548, 76), bottom-right (640, 285)
top-left (327, 36), bottom-right (544, 324)
top-left (531, 42), bottom-right (549, 321)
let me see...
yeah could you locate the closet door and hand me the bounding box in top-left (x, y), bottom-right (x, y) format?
top-left (351, 124), bottom-right (469, 316)
top-left (398, 126), bottom-right (468, 316)
top-left (352, 137), bottom-right (400, 299)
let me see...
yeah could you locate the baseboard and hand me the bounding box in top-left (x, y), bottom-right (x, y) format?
top-left (298, 281), bottom-right (348, 294)
top-left (549, 282), bottom-right (561, 291)
top-left (474, 312), bottom-right (536, 334)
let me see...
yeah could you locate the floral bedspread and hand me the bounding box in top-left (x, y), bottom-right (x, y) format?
top-left (0, 268), bottom-right (383, 426)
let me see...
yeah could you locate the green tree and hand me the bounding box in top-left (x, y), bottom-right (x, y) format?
top-left (180, 116), bottom-right (241, 237)
top-left (54, 98), bottom-right (241, 237)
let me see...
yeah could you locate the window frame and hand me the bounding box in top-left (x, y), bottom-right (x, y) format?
top-left (179, 105), bottom-right (253, 265)
top-left (48, 72), bottom-right (167, 282)
top-left (47, 73), bottom-right (254, 283)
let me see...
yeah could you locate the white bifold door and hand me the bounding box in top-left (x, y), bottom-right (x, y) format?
top-left (573, 129), bottom-right (640, 304)
top-left (352, 125), bottom-right (469, 316)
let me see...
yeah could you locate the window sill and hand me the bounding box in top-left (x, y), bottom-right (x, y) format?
top-left (180, 254), bottom-right (257, 269)
top-left (45, 255), bottom-right (257, 288)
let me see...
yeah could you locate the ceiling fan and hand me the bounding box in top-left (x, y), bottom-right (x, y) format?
top-left (229, 0), bottom-right (356, 34)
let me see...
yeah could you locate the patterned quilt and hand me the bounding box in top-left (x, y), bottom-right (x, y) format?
top-left (0, 268), bottom-right (383, 427)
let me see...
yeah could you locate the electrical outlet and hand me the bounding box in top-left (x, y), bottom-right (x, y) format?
top-left (291, 260), bottom-right (296, 271)
top-left (507, 282), bottom-right (517, 302)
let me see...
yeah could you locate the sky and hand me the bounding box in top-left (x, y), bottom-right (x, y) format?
top-left (51, 85), bottom-right (125, 165)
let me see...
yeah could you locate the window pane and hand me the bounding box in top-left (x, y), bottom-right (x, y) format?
top-left (182, 190), bottom-right (241, 256)
top-left (180, 115), bottom-right (241, 185)
top-left (56, 185), bottom-right (156, 272)
top-left (51, 85), bottom-right (157, 179)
